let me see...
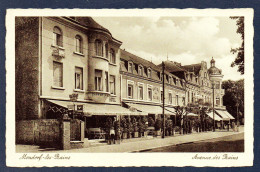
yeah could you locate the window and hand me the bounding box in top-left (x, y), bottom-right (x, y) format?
top-left (148, 86), bottom-right (152, 101)
top-left (105, 43), bottom-right (108, 58)
top-left (169, 92), bottom-right (172, 104)
top-left (105, 72), bottom-right (109, 92)
top-left (95, 39), bottom-right (103, 56)
top-left (53, 61), bottom-right (63, 87)
top-left (176, 95), bottom-right (179, 105)
top-left (138, 84), bottom-right (144, 100)
top-left (216, 97), bottom-right (220, 105)
top-left (160, 73), bottom-right (163, 81)
top-left (138, 65), bottom-right (143, 76)
top-left (110, 75), bottom-right (116, 95)
top-left (216, 81), bottom-right (220, 89)
top-left (127, 83), bottom-right (134, 99)
top-left (128, 62), bottom-right (133, 73)
top-left (75, 35), bottom-right (83, 53)
top-left (147, 68), bottom-right (151, 78)
top-left (53, 26), bottom-right (63, 47)
top-left (182, 97), bottom-right (185, 105)
top-left (95, 69), bottom-right (102, 91)
top-left (161, 91), bottom-right (164, 103)
top-left (75, 67), bottom-right (83, 90)
top-left (109, 48), bottom-right (116, 64)
top-left (169, 76), bottom-right (172, 84)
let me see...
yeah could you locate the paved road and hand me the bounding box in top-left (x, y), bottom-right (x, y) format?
top-left (141, 133), bottom-right (244, 152)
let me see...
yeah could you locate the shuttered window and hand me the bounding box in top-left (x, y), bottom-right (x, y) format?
top-left (53, 61), bottom-right (63, 87)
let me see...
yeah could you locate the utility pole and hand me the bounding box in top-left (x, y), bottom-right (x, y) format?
top-left (212, 83), bottom-right (215, 132)
top-left (162, 61), bottom-right (165, 138)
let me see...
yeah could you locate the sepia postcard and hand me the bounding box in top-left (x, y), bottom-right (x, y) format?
top-left (6, 8), bottom-right (254, 167)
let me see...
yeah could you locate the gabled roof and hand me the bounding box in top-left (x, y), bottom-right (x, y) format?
top-left (120, 49), bottom-right (161, 72)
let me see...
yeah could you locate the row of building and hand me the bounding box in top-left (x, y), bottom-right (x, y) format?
top-left (15, 17), bottom-right (233, 130)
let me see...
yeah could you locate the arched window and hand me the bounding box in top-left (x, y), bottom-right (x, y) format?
top-left (53, 26), bottom-right (63, 47)
top-left (75, 35), bottom-right (83, 53)
top-left (109, 48), bottom-right (116, 64)
top-left (95, 39), bottom-right (103, 57)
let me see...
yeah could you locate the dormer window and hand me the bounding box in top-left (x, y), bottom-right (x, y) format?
top-left (169, 76), bottom-right (172, 84)
top-left (138, 65), bottom-right (143, 76)
top-left (128, 62), bottom-right (133, 73)
top-left (95, 39), bottom-right (103, 57)
top-left (147, 68), bottom-right (152, 78)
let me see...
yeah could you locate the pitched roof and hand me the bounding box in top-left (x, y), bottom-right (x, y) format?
top-left (161, 61), bottom-right (187, 73)
top-left (120, 49), bottom-right (161, 72)
top-left (182, 63), bottom-right (202, 75)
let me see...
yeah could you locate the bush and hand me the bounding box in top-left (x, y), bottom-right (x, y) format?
top-left (132, 117), bottom-right (139, 132)
top-left (120, 117), bottom-right (128, 133)
top-left (127, 119), bottom-right (134, 133)
top-left (148, 117), bottom-right (155, 127)
top-left (138, 118), bottom-right (145, 133)
top-left (154, 117), bottom-right (162, 131)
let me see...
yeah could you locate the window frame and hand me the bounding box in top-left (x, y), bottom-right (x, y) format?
top-left (75, 35), bottom-right (83, 54)
top-left (127, 80), bottom-right (134, 99)
top-left (53, 26), bottom-right (63, 47)
top-left (138, 82), bottom-right (144, 100)
top-left (75, 66), bottom-right (83, 90)
top-left (147, 68), bottom-right (152, 78)
top-left (109, 75), bottom-right (116, 95)
top-left (128, 61), bottom-right (134, 73)
top-left (168, 91), bottom-right (172, 104)
top-left (53, 61), bottom-right (63, 88)
top-left (147, 84), bottom-right (153, 101)
top-left (109, 48), bottom-right (116, 64)
top-left (94, 69), bottom-right (103, 91)
top-left (138, 65), bottom-right (143, 76)
top-left (95, 39), bottom-right (103, 57)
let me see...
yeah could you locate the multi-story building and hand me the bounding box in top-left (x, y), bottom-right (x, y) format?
top-left (15, 17), bottom-right (143, 124)
top-left (15, 16), bottom-right (234, 133)
top-left (120, 49), bottom-right (186, 120)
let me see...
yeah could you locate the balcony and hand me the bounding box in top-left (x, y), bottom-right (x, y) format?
top-left (86, 91), bottom-right (110, 103)
top-left (52, 46), bottom-right (65, 60)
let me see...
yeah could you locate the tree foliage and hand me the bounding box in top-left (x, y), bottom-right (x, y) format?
top-left (230, 16), bottom-right (244, 75)
top-left (222, 79), bottom-right (244, 121)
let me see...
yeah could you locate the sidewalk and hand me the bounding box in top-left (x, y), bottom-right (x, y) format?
top-left (16, 126), bottom-right (244, 153)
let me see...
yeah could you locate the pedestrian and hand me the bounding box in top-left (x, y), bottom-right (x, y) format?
top-left (110, 126), bottom-right (115, 144)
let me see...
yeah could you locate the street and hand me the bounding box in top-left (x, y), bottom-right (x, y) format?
top-left (140, 133), bottom-right (244, 152)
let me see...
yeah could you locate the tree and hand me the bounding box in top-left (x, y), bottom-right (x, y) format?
top-left (230, 16), bottom-right (244, 75)
top-left (222, 79), bottom-right (244, 123)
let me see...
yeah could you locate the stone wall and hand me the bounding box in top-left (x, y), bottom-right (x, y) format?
top-left (15, 17), bottom-right (39, 120)
top-left (16, 119), bottom-right (85, 150)
top-left (16, 119), bottom-right (61, 149)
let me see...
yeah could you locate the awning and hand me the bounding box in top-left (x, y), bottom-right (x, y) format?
top-left (206, 112), bottom-right (223, 121)
top-left (165, 107), bottom-right (176, 115)
top-left (47, 100), bottom-right (147, 116)
top-left (125, 103), bottom-right (175, 115)
top-left (216, 110), bottom-right (230, 121)
top-left (223, 111), bottom-right (235, 120)
top-left (186, 113), bottom-right (198, 117)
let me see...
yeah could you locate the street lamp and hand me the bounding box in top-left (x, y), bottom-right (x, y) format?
top-left (212, 82), bottom-right (215, 132)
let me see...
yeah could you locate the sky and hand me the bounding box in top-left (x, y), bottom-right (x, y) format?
top-left (94, 16), bottom-right (243, 81)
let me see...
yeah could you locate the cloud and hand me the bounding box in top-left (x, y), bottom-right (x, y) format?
top-left (93, 16), bottom-right (243, 80)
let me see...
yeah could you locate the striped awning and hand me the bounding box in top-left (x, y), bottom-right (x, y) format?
top-left (207, 112), bottom-right (223, 121)
top-left (216, 110), bottom-right (232, 121)
top-left (125, 103), bottom-right (175, 115)
top-left (47, 100), bottom-right (147, 116)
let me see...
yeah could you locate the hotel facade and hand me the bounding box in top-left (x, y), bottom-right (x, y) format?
top-left (15, 17), bottom-right (234, 138)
